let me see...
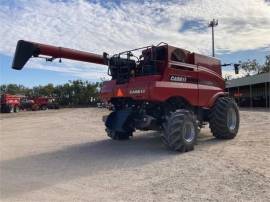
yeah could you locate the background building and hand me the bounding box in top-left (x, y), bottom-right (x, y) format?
top-left (226, 72), bottom-right (270, 108)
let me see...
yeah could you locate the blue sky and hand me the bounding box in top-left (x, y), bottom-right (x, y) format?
top-left (0, 0), bottom-right (269, 87)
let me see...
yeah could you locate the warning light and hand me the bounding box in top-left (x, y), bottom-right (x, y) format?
top-left (116, 88), bottom-right (124, 97)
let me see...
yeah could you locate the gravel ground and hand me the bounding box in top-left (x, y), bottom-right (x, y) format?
top-left (0, 108), bottom-right (269, 202)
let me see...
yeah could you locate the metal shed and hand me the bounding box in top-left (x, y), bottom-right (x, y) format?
top-left (226, 72), bottom-right (270, 108)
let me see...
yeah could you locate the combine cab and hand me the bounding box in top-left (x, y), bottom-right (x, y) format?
top-left (11, 40), bottom-right (240, 152)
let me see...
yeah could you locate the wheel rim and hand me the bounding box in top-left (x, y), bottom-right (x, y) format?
top-left (183, 122), bottom-right (195, 143)
top-left (227, 108), bottom-right (237, 131)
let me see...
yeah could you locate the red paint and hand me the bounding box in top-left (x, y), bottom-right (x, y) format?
top-left (0, 94), bottom-right (21, 106)
top-left (25, 40), bottom-right (105, 65)
top-left (33, 97), bottom-right (49, 106)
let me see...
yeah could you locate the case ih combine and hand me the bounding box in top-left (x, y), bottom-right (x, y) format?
top-left (12, 40), bottom-right (240, 152)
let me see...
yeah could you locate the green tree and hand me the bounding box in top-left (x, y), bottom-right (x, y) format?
top-left (40, 84), bottom-right (55, 96)
top-left (0, 84), bottom-right (30, 95)
top-left (0, 84), bottom-right (7, 94)
top-left (238, 55), bottom-right (270, 76)
top-left (239, 59), bottom-right (260, 76)
top-left (0, 79), bottom-right (101, 106)
top-left (261, 55), bottom-right (270, 73)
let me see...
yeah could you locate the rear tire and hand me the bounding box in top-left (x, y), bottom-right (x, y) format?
top-left (162, 109), bottom-right (198, 152)
top-left (106, 128), bottom-right (132, 140)
top-left (209, 97), bottom-right (239, 139)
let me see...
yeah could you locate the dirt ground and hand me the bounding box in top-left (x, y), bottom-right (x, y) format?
top-left (0, 108), bottom-right (269, 201)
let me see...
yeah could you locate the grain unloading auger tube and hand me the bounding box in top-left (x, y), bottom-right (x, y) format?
top-left (12, 40), bottom-right (107, 70)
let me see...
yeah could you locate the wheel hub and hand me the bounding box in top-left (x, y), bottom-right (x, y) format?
top-left (183, 122), bottom-right (196, 143)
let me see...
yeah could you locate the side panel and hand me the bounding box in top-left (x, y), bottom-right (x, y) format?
top-left (101, 79), bottom-right (199, 106)
top-left (197, 84), bottom-right (223, 107)
top-left (100, 75), bottom-right (222, 107)
top-left (100, 80), bottom-right (116, 102)
top-left (197, 66), bottom-right (224, 106)
top-left (192, 53), bottom-right (222, 76)
top-left (100, 75), bottom-right (161, 102)
top-left (149, 81), bottom-right (199, 106)
top-left (162, 59), bottom-right (199, 106)
top-left (193, 53), bottom-right (225, 107)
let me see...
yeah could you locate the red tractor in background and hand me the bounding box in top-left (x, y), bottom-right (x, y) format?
top-left (33, 97), bottom-right (59, 110)
top-left (12, 40), bottom-right (240, 152)
top-left (20, 96), bottom-right (59, 111)
top-left (32, 97), bottom-right (50, 111)
top-left (0, 94), bottom-right (21, 113)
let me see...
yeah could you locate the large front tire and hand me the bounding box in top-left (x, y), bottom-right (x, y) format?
top-left (162, 110), bottom-right (198, 152)
top-left (209, 97), bottom-right (240, 139)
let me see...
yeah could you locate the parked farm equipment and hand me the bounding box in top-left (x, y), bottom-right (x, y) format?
top-left (0, 94), bottom-right (21, 113)
top-left (20, 96), bottom-right (59, 111)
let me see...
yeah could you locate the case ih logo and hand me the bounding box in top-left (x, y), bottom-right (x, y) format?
top-left (170, 75), bottom-right (187, 83)
top-left (129, 89), bottom-right (146, 95)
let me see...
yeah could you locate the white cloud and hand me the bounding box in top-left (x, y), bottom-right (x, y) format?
top-left (27, 59), bottom-right (110, 81)
top-left (222, 69), bottom-right (247, 79)
top-left (0, 0), bottom-right (269, 80)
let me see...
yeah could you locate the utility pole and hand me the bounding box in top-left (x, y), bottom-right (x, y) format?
top-left (208, 19), bottom-right (218, 57)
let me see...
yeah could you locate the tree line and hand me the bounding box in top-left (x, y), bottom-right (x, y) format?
top-left (0, 80), bottom-right (101, 106)
top-left (239, 55), bottom-right (269, 75)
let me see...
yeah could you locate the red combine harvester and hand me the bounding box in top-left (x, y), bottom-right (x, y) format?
top-left (32, 97), bottom-right (50, 110)
top-left (12, 40), bottom-right (240, 152)
top-left (0, 94), bottom-right (21, 113)
top-left (21, 96), bottom-right (59, 111)
top-left (32, 97), bottom-right (59, 110)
